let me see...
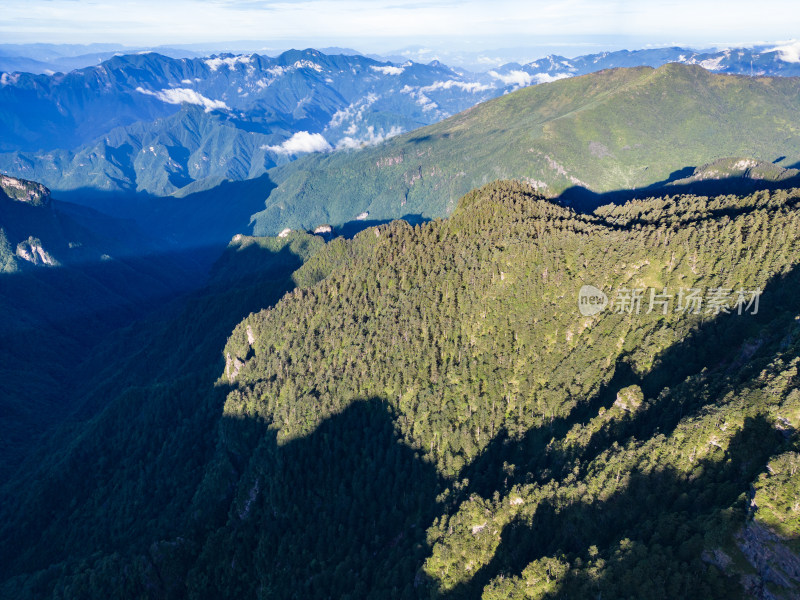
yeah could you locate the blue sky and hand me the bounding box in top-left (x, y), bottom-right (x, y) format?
top-left (2, 0), bottom-right (799, 53)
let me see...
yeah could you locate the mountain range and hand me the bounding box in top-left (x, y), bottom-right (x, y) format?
top-left (0, 48), bottom-right (505, 239)
top-left (3, 49), bottom-right (800, 246)
top-left (491, 42), bottom-right (800, 83)
top-left (0, 49), bottom-right (498, 155)
top-left (3, 43), bottom-right (800, 192)
top-left (250, 63), bottom-right (800, 235)
top-left (2, 42), bottom-right (800, 599)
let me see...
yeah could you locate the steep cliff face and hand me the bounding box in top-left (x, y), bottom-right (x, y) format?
top-left (15, 236), bottom-right (58, 266)
top-left (0, 174), bottom-right (51, 207)
top-left (0, 175), bottom-right (57, 272)
top-left (734, 447), bottom-right (800, 599)
top-left (736, 521), bottom-right (800, 600)
top-left (703, 439), bottom-right (800, 598)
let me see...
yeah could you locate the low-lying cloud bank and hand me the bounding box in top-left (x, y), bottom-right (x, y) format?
top-left (768, 40), bottom-right (800, 63)
top-left (263, 131), bottom-right (332, 155)
top-left (135, 86), bottom-right (230, 111)
top-left (488, 70), bottom-right (570, 87)
top-left (335, 125), bottom-right (403, 150)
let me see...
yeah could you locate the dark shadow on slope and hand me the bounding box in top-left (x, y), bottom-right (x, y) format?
top-left (206, 239), bottom-right (310, 287)
top-left (69, 237), bottom-right (319, 420)
top-left (0, 168), bottom-right (287, 478)
top-left (52, 173), bottom-right (277, 249)
top-left (660, 165), bottom-right (698, 183)
top-left (457, 258), bottom-right (800, 504)
top-left (0, 243), bottom-right (222, 341)
top-left (406, 132), bottom-right (451, 145)
top-left (177, 399), bottom-right (445, 600)
top-left (441, 415), bottom-right (791, 599)
top-left (559, 171), bottom-right (800, 213)
top-left (0, 398), bottom-right (444, 598)
top-left (0, 238), bottom-right (323, 582)
top-left (162, 174), bottom-right (277, 247)
top-left (336, 213), bottom-right (430, 239)
top-left (0, 244), bottom-right (217, 482)
top-left (457, 361), bottom-right (637, 499)
top-left (0, 235), bottom-right (319, 485)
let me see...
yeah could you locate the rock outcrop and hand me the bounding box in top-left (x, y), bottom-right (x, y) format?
top-left (0, 174), bottom-right (52, 207)
top-left (15, 236), bottom-right (57, 266)
top-left (736, 521), bottom-right (800, 599)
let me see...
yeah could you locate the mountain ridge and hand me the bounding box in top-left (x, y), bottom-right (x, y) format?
top-left (250, 63), bottom-right (800, 235)
top-left (3, 180), bottom-right (799, 597)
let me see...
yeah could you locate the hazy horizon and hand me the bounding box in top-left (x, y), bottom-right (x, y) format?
top-left (3, 0), bottom-right (800, 55)
top-left (3, 36), bottom-right (800, 73)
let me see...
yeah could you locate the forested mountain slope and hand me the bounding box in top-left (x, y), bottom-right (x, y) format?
top-left (0, 174), bottom-right (211, 476)
top-left (2, 181), bottom-right (799, 598)
top-left (251, 64), bottom-right (800, 235)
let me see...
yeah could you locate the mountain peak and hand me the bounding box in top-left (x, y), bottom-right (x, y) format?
top-left (275, 47), bottom-right (328, 65)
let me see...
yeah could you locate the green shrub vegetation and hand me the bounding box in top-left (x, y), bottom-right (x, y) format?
top-left (2, 181), bottom-right (800, 598)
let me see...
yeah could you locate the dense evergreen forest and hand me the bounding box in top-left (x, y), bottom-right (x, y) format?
top-left (2, 181), bottom-right (800, 598)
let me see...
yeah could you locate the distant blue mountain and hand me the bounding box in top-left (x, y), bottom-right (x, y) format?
top-left (0, 43), bottom-right (203, 75)
top-left (0, 49), bottom-right (503, 198)
top-left (0, 49), bottom-right (499, 154)
top-left (3, 44), bottom-right (800, 245)
top-left (490, 44), bottom-right (800, 84)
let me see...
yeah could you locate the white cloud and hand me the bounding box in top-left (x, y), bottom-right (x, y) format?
top-left (370, 65), bottom-right (405, 75)
top-left (263, 131), bottom-right (332, 155)
top-left (416, 92), bottom-right (437, 111)
top-left (259, 61), bottom-right (322, 81)
top-left (135, 86), bottom-right (229, 112)
top-left (768, 40), bottom-right (800, 63)
top-left (205, 55), bottom-right (252, 71)
top-left (0, 73), bottom-right (20, 86)
top-left (534, 72), bottom-right (571, 84)
top-left (399, 84), bottom-right (438, 111)
top-left (335, 125), bottom-right (403, 150)
top-left (293, 60), bottom-right (324, 72)
top-left (418, 79), bottom-right (493, 93)
top-left (489, 69), bottom-right (533, 87)
top-left (488, 70), bottom-right (570, 88)
top-left (327, 92), bottom-right (379, 129)
top-left (697, 56), bottom-right (725, 70)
